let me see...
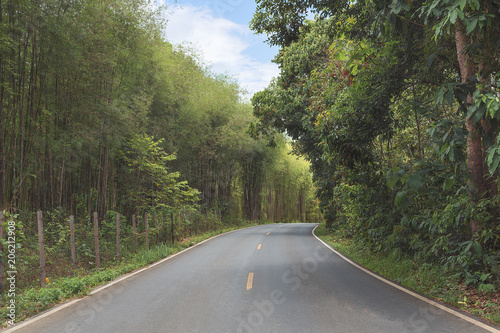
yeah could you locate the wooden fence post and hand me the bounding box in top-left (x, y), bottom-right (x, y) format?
top-left (205, 211), bottom-right (208, 232)
top-left (70, 215), bottom-right (76, 270)
top-left (94, 212), bottom-right (100, 269)
top-left (178, 210), bottom-right (181, 240)
top-left (170, 211), bottom-right (174, 244)
top-left (188, 210), bottom-right (192, 237)
top-left (116, 213), bottom-right (120, 261)
top-left (145, 212), bottom-right (149, 249)
top-left (132, 214), bottom-right (137, 252)
top-left (37, 211), bottom-right (47, 288)
top-left (162, 211), bottom-right (167, 243)
top-left (155, 212), bottom-right (159, 245)
top-left (0, 212), bottom-right (4, 293)
top-left (194, 210), bottom-right (197, 235)
top-left (214, 210), bottom-right (217, 231)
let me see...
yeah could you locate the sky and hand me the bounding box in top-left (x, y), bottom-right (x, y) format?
top-left (161, 0), bottom-right (280, 100)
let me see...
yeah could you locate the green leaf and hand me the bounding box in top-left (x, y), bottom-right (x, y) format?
top-left (427, 0), bottom-right (440, 13)
top-left (487, 98), bottom-right (500, 118)
top-left (446, 85), bottom-right (454, 105)
top-left (449, 148), bottom-right (455, 161)
top-left (391, 0), bottom-right (402, 14)
top-left (395, 190), bottom-right (408, 208)
top-left (459, 0), bottom-right (467, 10)
top-left (467, 103), bottom-right (477, 119)
top-left (464, 241), bottom-right (473, 253)
top-left (443, 176), bottom-right (455, 191)
top-left (473, 241), bottom-right (482, 257)
top-left (401, 215), bottom-right (410, 227)
top-left (474, 103), bottom-right (487, 122)
top-left (406, 174), bottom-right (424, 192)
top-left (487, 150), bottom-right (500, 174)
top-left (386, 175), bottom-right (400, 189)
top-left (449, 9), bottom-right (457, 24)
top-left (435, 85), bottom-right (444, 104)
top-left (426, 54), bottom-right (435, 67)
top-left (466, 18), bottom-right (478, 34)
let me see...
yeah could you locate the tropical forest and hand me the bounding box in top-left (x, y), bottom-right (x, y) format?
top-left (250, 0), bottom-right (500, 324)
top-left (0, 0), bottom-right (500, 327)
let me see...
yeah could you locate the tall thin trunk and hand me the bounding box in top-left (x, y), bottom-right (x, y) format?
top-left (413, 84), bottom-right (423, 160)
top-left (456, 20), bottom-right (485, 237)
top-left (59, 149), bottom-right (65, 207)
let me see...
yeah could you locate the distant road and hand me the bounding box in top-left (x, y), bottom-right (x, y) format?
top-left (6, 224), bottom-right (499, 333)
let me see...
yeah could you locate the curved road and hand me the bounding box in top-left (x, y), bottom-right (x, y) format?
top-left (7, 224), bottom-right (499, 333)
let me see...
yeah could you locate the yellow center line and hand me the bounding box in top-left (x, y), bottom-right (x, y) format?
top-left (246, 273), bottom-right (254, 290)
top-left (266, 232), bottom-right (270, 235)
top-left (257, 244), bottom-right (262, 250)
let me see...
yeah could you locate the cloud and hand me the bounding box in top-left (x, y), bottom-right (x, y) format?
top-left (164, 5), bottom-right (279, 100)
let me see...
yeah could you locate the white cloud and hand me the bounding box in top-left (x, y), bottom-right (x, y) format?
top-left (165, 5), bottom-right (279, 100)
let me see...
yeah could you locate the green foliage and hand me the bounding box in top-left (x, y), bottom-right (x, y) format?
top-left (250, 0), bottom-right (500, 289)
top-left (119, 134), bottom-right (200, 211)
top-left (0, 217), bottom-right (268, 327)
top-left (316, 223), bottom-right (500, 324)
top-left (60, 278), bottom-right (85, 296)
top-left (0, 0), bottom-right (319, 223)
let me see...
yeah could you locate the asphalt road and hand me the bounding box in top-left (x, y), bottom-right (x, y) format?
top-left (7, 223), bottom-right (499, 333)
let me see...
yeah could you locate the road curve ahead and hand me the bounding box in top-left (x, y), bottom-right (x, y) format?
top-left (7, 223), bottom-right (499, 333)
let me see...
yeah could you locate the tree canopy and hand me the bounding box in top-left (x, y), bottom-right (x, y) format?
top-left (251, 0), bottom-right (500, 286)
top-left (0, 0), bottom-right (319, 223)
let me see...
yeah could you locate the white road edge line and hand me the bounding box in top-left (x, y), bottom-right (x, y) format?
top-left (312, 225), bottom-right (500, 333)
top-left (4, 225), bottom-right (267, 332)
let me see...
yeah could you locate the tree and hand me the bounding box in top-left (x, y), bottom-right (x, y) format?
top-left (118, 134), bottom-right (199, 213)
top-left (394, 0), bottom-right (500, 236)
top-left (251, 0), bottom-right (500, 238)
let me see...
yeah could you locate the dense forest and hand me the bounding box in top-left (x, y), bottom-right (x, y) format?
top-left (0, 0), bottom-right (320, 222)
top-left (250, 0), bottom-right (500, 287)
top-left (2, 0), bottom-right (499, 292)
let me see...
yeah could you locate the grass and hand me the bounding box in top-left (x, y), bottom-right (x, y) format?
top-left (314, 223), bottom-right (500, 326)
top-left (7, 221), bottom-right (497, 328)
top-left (1, 220), bottom-right (262, 328)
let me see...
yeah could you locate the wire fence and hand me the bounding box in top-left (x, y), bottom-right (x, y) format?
top-left (0, 208), bottom-right (223, 292)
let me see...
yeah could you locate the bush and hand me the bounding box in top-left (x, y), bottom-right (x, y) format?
top-left (60, 278), bottom-right (85, 296)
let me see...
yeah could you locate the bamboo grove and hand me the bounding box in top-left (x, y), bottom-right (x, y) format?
top-left (0, 0), bottom-right (320, 222)
top-left (251, 0), bottom-right (500, 287)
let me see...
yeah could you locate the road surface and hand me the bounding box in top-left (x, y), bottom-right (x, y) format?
top-left (6, 223), bottom-right (499, 333)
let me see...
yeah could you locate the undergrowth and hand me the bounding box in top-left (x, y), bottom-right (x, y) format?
top-left (315, 223), bottom-right (500, 326)
top-left (0, 220), bottom-right (261, 328)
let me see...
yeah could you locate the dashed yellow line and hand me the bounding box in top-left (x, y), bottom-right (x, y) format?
top-left (266, 232), bottom-right (270, 236)
top-left (257, 244), bottom-right (262, 250)
top-left (246, 273), bottom-right (254, 290)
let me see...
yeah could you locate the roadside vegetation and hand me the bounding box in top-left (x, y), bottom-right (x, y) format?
top-left (2, 0), bottom-right (500, 328)
top-left (250, 0), bottom-right (500, 318)
top-left (0, 0), bottom-right (323, 323)
top-left (0, 0), bottom-right (321, 222)
top-left (315, 224), bottom-right (500, 325)
top-left (0, 219), bottom-right (267, 328)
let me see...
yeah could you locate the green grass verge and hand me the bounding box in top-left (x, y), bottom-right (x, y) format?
top-left (1, 221), bottom-right (262, 328)
top-left (314, 223), bottom-right (500, 326)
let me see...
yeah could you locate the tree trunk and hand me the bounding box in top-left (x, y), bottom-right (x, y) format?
top-left (455, 20), bottom-right (488, 237)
